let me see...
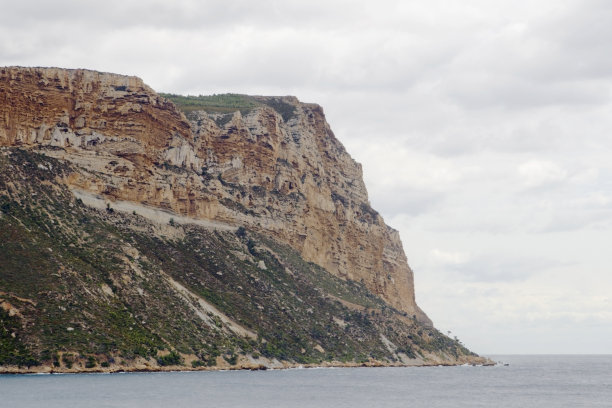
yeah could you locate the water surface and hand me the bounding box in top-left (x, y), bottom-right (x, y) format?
top-left (1, 355), bottom-right (611, 407)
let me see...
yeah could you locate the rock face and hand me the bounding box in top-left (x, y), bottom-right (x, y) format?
top-left (0, 66), bottom-right (430, 324)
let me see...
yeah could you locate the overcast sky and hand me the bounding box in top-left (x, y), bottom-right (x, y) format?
top-left (2, 0), bottom-right (611, 354)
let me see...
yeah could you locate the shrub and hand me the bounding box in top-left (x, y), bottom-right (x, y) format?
top-left (85, 356), bottom-right (97, 368)
top-left (62, 353), bottom-right (74, 369)
top-left (235, 226), bottom-right (247, 238)
top-left (224, 353), bottom-right (238, 365)
top-left (157, 351), bottom-right (183, 366)
top-left (191, 360), bottom-right (204, 368)
top-left (247, 239), bottom-right (257, 256)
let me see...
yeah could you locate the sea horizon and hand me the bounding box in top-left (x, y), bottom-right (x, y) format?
top-left (2, 355), bottom-right (611, 407)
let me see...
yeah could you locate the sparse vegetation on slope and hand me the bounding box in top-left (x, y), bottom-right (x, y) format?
top-left (0, 148), bottom-right (481, 372)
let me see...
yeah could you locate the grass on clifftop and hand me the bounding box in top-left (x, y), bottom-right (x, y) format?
top-left (161, 93), bottom-right (261, 114)
top-left (161, 93), bottom-right (298, 122)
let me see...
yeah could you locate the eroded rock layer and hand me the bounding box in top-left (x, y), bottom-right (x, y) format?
top-left (0, 66), bottom-right (429, 323)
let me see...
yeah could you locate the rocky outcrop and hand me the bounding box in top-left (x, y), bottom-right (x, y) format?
top-left (0, 66), bottom-right (430, 324)
top-left (0, 67), bottom-right (190, 150)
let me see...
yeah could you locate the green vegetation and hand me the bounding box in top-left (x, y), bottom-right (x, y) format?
top-left (160, 93), bottom-right (261, 115)
top-left (161, 93), bottom-right (297, 122)
top-left (0, 148), bottom-right (477, 371)
top-left (157, 351), bottom-right (183, 366)
top-left (0, 309), bottom-right (39, 367)
top-left (85, 355), bottom-right (97, 368)
top-left (61, 353), bottom-right (74, 369)
top-left (223, 352), bottom-right (238, 365)
top-left (259, 98), bottom-right (297, 122)
top-left (220, 198), bottom-right (256, 216)
top-left (213, 114), bottom-right (234, 128)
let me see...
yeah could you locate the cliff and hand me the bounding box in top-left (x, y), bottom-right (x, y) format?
top-left (0, 67), bottom-right (486, 372)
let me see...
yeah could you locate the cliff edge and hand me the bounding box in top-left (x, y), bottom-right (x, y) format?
top-left (0, 67), bottom-right (488, 372)
top-left (0, 66), bottom-right (429, 324)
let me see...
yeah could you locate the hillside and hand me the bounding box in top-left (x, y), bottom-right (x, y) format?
top-left (0, 67), bottom-right (490, 372)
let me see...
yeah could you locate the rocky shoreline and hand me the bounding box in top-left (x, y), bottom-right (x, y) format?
top-left (1, 354), bottom-right (495, 375)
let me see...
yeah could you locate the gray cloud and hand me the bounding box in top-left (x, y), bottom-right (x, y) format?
top-left (369, 187), bottom-right (445, 217)
top-left (528, 0), bottom-right (612, 81)
top-left (449, 255), bottom-right (570, 283)
top-left (0, 1), bottom-right (353, 30)
top-left (445, 75), bottom-right (610, 109)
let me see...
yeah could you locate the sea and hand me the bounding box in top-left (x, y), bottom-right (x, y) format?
top-left (1, 355), bottom-right (610, 407)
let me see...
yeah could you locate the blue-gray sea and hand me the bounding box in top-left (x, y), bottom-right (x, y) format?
top-left (1, 355), bottom-right (611, 407)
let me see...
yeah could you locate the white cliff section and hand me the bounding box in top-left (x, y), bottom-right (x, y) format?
top-left (71, 189), bottom-right (235, 231)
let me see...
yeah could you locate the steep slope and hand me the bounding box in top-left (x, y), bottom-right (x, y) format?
top-left (0, 67), bottom-right (488, 372)
top-left (0, 67), bottom-right (428, 322)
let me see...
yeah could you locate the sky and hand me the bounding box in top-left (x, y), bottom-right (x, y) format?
top-left (2, 0), bottom-right (611, 354)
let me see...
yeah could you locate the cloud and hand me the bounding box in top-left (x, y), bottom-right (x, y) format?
top-left (528, 0), bottom-right (612, 82)
top-left (425, 248), bottom-right (566, 283)
top-left (445, 75), bottom-right (610, 110)
top-left (455, 256), bottom-right (567, 283)
top-left (0, 1), bottom-right (357, 30)
top-left (368, 187), bottom-right (445, 217)
top-left (429, 248), bottom-right (471, 266)
top-left (424, 1), bottom-right (612, 111)
top-left (517, 159), bottom-right (568, 189)
top-left (418, 271), bottom-right (612, 353)
top-left (537, 199), bottom-right (612, 232)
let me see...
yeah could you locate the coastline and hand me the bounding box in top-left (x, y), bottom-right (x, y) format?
top-left (0, 354), bottom-right (495, 375)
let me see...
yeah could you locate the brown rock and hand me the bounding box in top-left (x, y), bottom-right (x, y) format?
top-left (0, 66), bottom-right (431, 324)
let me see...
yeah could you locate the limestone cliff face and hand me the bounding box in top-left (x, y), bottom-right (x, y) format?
top-left (0, 66), bottom-right (430, 324)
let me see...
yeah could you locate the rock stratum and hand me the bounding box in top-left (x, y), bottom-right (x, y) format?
top-left (0, 67), bottom-right (489, 373)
